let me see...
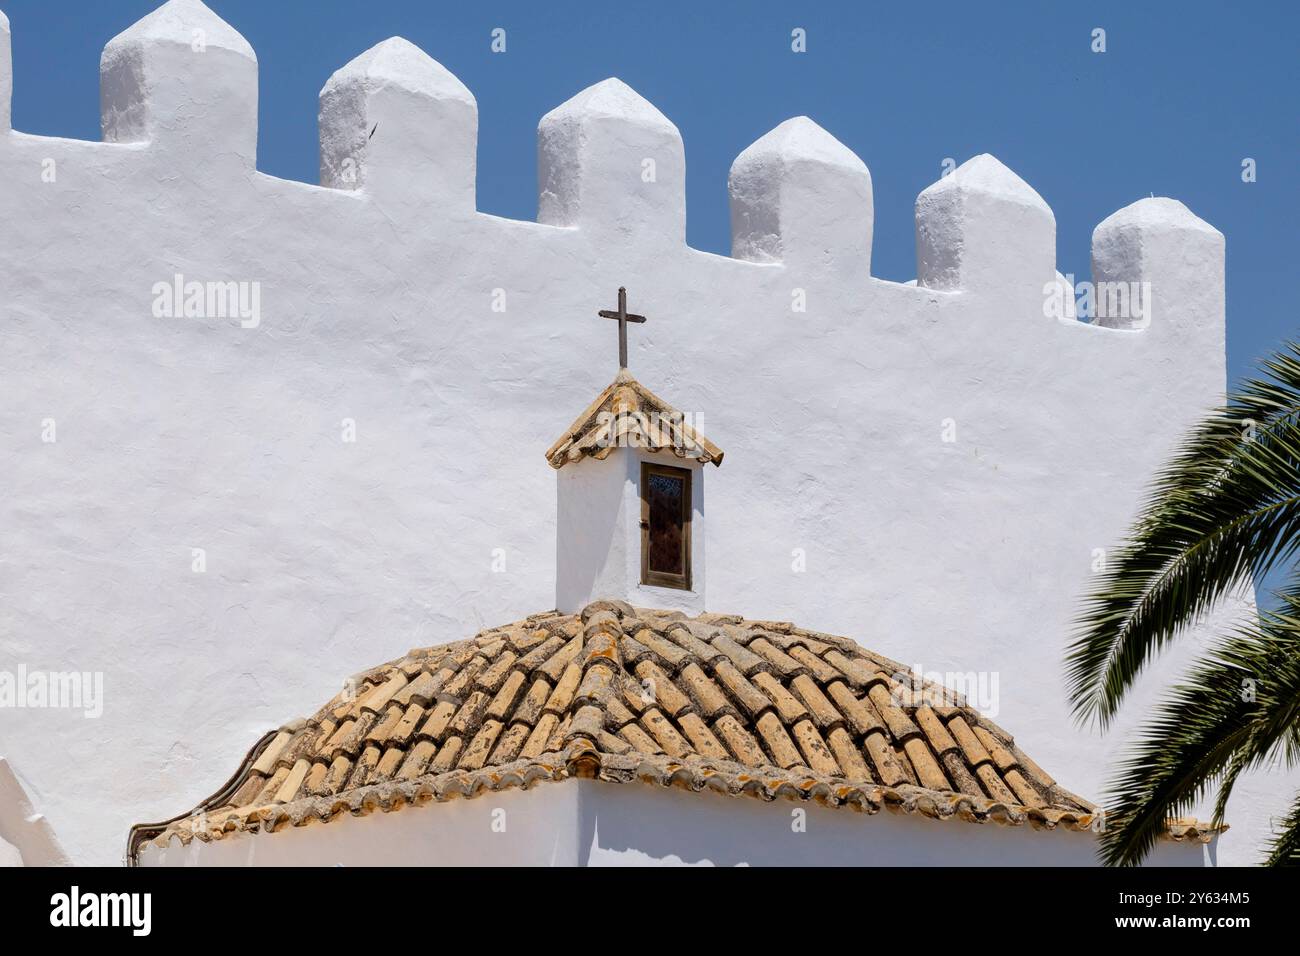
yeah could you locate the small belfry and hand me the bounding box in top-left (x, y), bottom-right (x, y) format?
top-left (547, 288), bottom-right (722, 614)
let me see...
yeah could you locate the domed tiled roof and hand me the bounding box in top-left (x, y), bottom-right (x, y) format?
top-left (130, 602), bottom-right (1162, 857)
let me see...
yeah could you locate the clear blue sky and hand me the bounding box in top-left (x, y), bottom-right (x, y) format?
top-left (5, 0), bottom-right (1297, 389)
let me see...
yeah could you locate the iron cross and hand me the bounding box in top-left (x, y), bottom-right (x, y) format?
top-left (597, 287), bottom-right (646, 369)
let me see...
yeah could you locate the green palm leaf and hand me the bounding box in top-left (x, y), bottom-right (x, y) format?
top-left (1067, 342), bottom-right (1300, 865)
top-left (1097, 589), bottom-right (1300, 865)
top-left (1265, 792), bottom-right (1300, 866)
top-left (1068, 344), bottom-right (1300, 728)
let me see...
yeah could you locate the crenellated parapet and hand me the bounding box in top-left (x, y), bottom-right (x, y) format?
top-left (0, 0), bottom-right (1226, 336)
top-left (729, 116), bottom-right (873, 278)
top-left (99, 0), bottom-right (257, 170)
top-left (915, 154), bottom-right (1055, 298)
top-left (538, 78), bottom-right (685, 244)
top-left (319, 36), bottom-right (477, 217)
top-left (1091, 198), bottom-right (1224, 335)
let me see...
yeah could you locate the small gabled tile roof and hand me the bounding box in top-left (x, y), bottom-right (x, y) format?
top-left (128, 602), bottom-right (1157, 860)
top-left (545, 370), bottom-right (723, 469)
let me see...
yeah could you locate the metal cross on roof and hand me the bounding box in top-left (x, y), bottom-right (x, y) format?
top-left (597, 286), bottom-right (646, 370)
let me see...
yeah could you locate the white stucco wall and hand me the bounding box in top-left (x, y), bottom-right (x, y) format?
top-left (0, 757), bottom-right (70, 866)
top-left (1, 1), bottom-right (1291, 866)
top-left (140, 781), bottom-right (583, 866)
top-left (556, 448), bottom-right (706, 614)
top-left (138, 779), bottom-right (1211, 867)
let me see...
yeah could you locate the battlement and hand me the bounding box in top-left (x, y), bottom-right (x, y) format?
top-left (0, 0), bottom-right (1225, 329)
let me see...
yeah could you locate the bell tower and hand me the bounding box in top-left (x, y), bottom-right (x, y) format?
top-left (546, 289), bottom-right (723, 614)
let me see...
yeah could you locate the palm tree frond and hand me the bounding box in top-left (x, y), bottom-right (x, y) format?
top-left (1068, 343), bottom-right (1300, 728)
top-left (1265, 792), bottom-right (1300, 866)
top-left (1098, 575), bottom-right (1300, 865)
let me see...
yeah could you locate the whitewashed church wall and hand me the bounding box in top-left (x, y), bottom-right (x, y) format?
top-left (140, 781), bottom-right (582, 866)
top-left (0, 1), bottom-right (1287, 865)
top-left (138, 780), bottom-right (1211, 867)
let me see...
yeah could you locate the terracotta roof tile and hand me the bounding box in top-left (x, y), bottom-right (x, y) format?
top-left (134, 604), bottom-right (1126, 858)
top-left (346, 746), bottom-right (379, 790)
top-left (596, 730), bottom-right (633, 756)
top-left (713, 713), bottom-right (766, 765)
top-left (489, 722), bottom-right (532, 765)
top-left (789, 674), bottom-right (840, 730)
top-left (826, 726), bottom-right (872, 781)
top-left (902, 738), bottom-right (949, 792)
top-left (447, 691), bottom-right (489, 738)
top-left (359, 672), bottom-right (409, 714)
top-left (619, 721), bottom-right (662, 756)
top-left (418, 700), bottom-right (459, 743)
top-left (747, 636), bottom-right (806, 677)
top-left (864, 731), bottom-right (909, 787)
top-left (606, 694), bottom-right (637, 728)
top-left (366, 705), bottom-right (404, 746)
top-left (914, 706), bottom-right (959, 756)
top-left (972, 763), bottom-right (1014, 804)
top-left (1004, 769), bottom-right (1044, 808)
top-left (755, 712), bottom-right (802, 769)
top-left (939, 752), bottom-right (982, 798)
top-left (575, 663), bottom-right (617, 707)
top-left (618, 634), bottom-right (653, 667)
top-left (546, 715), bottom-right (573, 752)
top-left (662, 622), bottom-right (722, 662)
top-left (713, 634), bottom-right (767, 676)
top-left (374, 746), bottom-right (405, 781)
top-left (866, 684), bottom-right (920, 741)
top-left (397, 740), bottom-right (437, 780)
top-left (544, 662), bottom-right (583, 714)
top-left (826, 681), bottom-right (885, 737)
top-left (677, 712), bottom-right (729, 760)
top-left (521, 713), bottom-right (559, 759)
top-left (634, 659), bottom-right (692, 718)
top-left (537, 637), bottom-right (581, 682)
top-left (274, 759), bottom-right (311, 804)
top-left (823, 650), bottom-right (875, 689)
top-left (712, 659), bottom-right (771, 718)
top-left (641, 708), bottom-right (691, 758)
top-left (678, 662), bottom-right (732, 720)
top-left (394, 703), bottom-right (429, 745)
top-left (518, 635), bottom-right (565, 671)
top-left (635, 630), bottom-right (691, 671)
top-left (545, 370), bottom-right (723, 470)
top-left (475, 651), bottom-right (520, 693)
top-left (512, 677), bottom-right (552, 726)
top-left (460, 720), bottom-right (505, 771)
top-left (972, 724), bottom-right (1019, 773)
top-left (752, 671), bottom-right (809, 724)
top-left (323, 755), bottom-right (351, 794)
top-left (486, 671), bottom-right (528, 722)
top-left (1015, 749), bottom-right (1057, 790)
top-left (249, 731), bottom-right (292, 776)
top-left (440, 657), bottom-right (486, 700)
top-left (791, 719), bottom-right (839, 775)
top-left (430, 738), bottom-right (463, 772)
top-left (947, 715), bottom-right (991, 767)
